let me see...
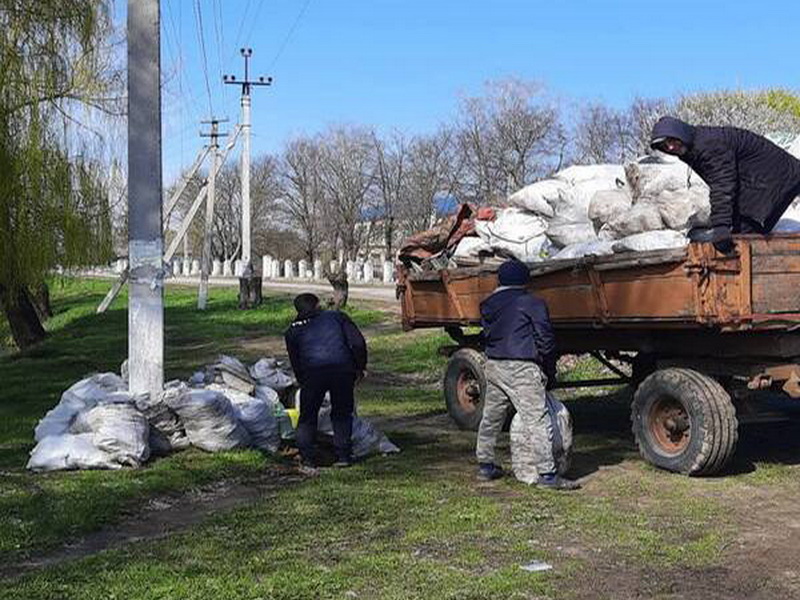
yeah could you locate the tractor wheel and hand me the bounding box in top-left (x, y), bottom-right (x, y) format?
top-left (631, 368), bottom-right (738, 475)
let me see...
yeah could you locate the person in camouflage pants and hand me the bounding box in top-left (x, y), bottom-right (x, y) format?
top-left (475, 259), bottom-right (579, 490)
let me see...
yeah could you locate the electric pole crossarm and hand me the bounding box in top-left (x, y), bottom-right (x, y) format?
top-left (164, 145), bottom-right (212, 220)
top-left (162, 125), bottom-right (242, 263)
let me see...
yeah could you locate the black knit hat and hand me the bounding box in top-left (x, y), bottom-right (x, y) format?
top-left (497, 259), bottom-right (530, 286)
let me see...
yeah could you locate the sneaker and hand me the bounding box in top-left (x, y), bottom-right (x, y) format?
top-left (536, 473), bottom-right (581, 490)
top-left (477, 463), bottom-right (504, 481)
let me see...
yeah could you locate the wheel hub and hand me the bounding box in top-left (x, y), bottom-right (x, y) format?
top-left (456, 371), bottom-right (481, 413)
top-left (648, 396), bottom-right (691, 455)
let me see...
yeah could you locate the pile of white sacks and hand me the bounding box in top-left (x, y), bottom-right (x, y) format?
top-left (454, 153), bottom-right (800, 264)
top-left (27, 356), bottom-right (399, 472)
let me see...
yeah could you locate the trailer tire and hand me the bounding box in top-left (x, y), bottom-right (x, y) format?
top-left (444, 349), bottom-right (486, 431)
top-left (631, 368), bottom-right (738, 476)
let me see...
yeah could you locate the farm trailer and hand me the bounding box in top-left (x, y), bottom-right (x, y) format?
top-left (397, 236), bottom-right (800, 475)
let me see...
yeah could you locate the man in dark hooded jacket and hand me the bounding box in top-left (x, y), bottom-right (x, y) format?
top-left (475, 259), bottom-right (579, 490)
top-left (285, 293), bottom-right (367, 470)
top-left (650, 116), bottom-right (800, 253)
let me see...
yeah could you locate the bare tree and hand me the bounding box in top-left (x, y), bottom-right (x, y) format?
top-left (280, 137), bottom-right (325, 262)
top-left (399, 127), bottom-right (461, 236)
top-left (456, 79), bottom-right (563, 202)
top-left (574, 103), bottom-right (637, 164)
top-left (317, 126), bottom-right (378, 308)
top-left (373, 130), bottom-right (409, 258)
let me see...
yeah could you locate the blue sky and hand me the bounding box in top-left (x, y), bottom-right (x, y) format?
top-left (153, 0), bottom-right (800, 182)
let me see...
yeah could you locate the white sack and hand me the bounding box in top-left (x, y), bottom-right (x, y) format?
top-left (27, 433), bottom-right (120, 472)
top-left (650, 189), bottom-right (710, 230)
top-left (475, 208), bottom-right (551, 262)
top-left (317, 396), bottom-right (399, 458)
top-left (452, 236), bottom-right (492, 259)
top-left (790, 134), bottom-right (800, 159)
top-left (506, 179), bottom-right (566, 217)
top-left (551, 240), bottom-right (615, 261)
top-left (546, 219), bottom-right (598, 248)
top-left (137, 385), bottom-right (191, 452)
top-left (612, 230), bottom-right (688, 253)
top-left (84, 403), bottom-right (150, 467)
top-left (231, 397), bottom-right (281, 453)
top-left (510, 393), bottom-right (573, 483)
top-left (165, 389), bottom-right (251, 452)
top-left (250, 358), bottom-right (295, 391)
top-left (34, 373), bottom-right (127, 441)
top-left (588, 189), bottom-right (632, 228)
top-left (602, 203), bottom-right (664, 239)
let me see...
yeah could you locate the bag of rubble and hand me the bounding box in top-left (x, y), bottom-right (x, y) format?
top-left (599, 202), bottom-right (664, 240)
top-left (510, 393), bottom-right (573, 483)
top-left (28, 389), bottom-right (150, 471)
top-left (136, 383), bottom-right (191, 455)
top-left (317, 395), bottom-right (400, 458)
top-left (588, 189), bottom-right (632, 230)
top-left (207, 384), bottom-right (281, 453)
top-left (612, 230), bottom-right (688, 253)
top-left (552, 164), bottom-right (627, 223)
top-left (72, 402), bottom-right (150, 467)
top-left (34, 373), bottom-right (127, 441)
top-left (206, 355), bottom-right (257, 394)
top-left (250, 358), bottom-right (296, 392)
top-left (506, 179), bottom-right (566, 217)
top-left (27, 433), bottom-right (122, 471)
top-left (551, 240), bottom-right (615, 261)
top-left (545, 217), bottom-right (598, 248)
top-left (165, 388), bottom-right (251, 452)
top-left (475, 207), bottom-right (551, 262)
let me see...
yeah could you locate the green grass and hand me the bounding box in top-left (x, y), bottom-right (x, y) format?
top-left (1, 278), bottom-right (799, 598)
top-left (0, 278), bottom-right (386, 561)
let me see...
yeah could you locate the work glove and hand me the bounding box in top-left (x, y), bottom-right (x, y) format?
top-left (710, 226), bottom-right (735, 255)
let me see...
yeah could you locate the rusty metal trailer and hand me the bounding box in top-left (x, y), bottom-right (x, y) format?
top-left (397, 236), bottom-right (800, 475)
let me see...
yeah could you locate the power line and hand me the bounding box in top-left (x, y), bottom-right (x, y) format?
top-left (231, 0), bottom-right (253, 57)
top-left (241, 0), bottom-right (268, 47)
top-left (193, 0), bottom-right (215, 116)
top-left (269, 0), bottom-right (313, 70)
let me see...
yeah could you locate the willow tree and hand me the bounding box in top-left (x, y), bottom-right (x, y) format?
top-left (0, 1), bottom-right (116, 349)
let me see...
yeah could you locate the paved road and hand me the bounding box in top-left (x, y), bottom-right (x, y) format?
top-left (170, 276), bottom-right (398, 303)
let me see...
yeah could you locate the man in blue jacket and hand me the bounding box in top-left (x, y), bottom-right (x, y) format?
top-left (476, 259), bottom-right (579, 490)
top-left (285, 293), bottom-right (367, 469)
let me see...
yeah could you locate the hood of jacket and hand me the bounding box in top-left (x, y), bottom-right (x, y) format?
top-left (651, 116), bottom-right (696, 148)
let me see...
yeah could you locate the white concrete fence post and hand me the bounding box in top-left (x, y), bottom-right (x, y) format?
top-left (383, 261), bottom-right (394, 284)
top-left (182, 258), bottom-right (191, 277)
top-left (190, 259), bottom-right (201, 276)
top-left (223, 259), bottom-right (232, 277)
top-left (172, 260), bottom-right (181, 277)
top-left (363, 260), bottom-right (373, 283)
top-left (262, 255), bottom-right (271, 279)
top-left (212, 260), bottom-right (222, 276)
top-left (284, 259), bottom-right (295, 279)
top-left (313, 259), bottom-right (323, 281)
top-left (298, 259), bottom-right (308, 280)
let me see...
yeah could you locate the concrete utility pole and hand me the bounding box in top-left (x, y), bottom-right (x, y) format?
top-left (127, 0), bottom-right (163, 396)
top-left (224, 48), bottom-right (271, 308)
top-left (198, 119), bottom-right (228, 309)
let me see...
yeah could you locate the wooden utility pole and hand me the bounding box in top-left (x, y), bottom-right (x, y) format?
top-left (224, 48), bottom-right (271, 308)
top-left (198, 119), bottom-right (227, 309)
top-left (127, 0), bottom-right (163, 396)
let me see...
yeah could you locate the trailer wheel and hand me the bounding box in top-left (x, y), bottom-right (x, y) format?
top-left (444, 349), bottom-right (486, 431)
top-left (631, 368), bottom-right (738, 476)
